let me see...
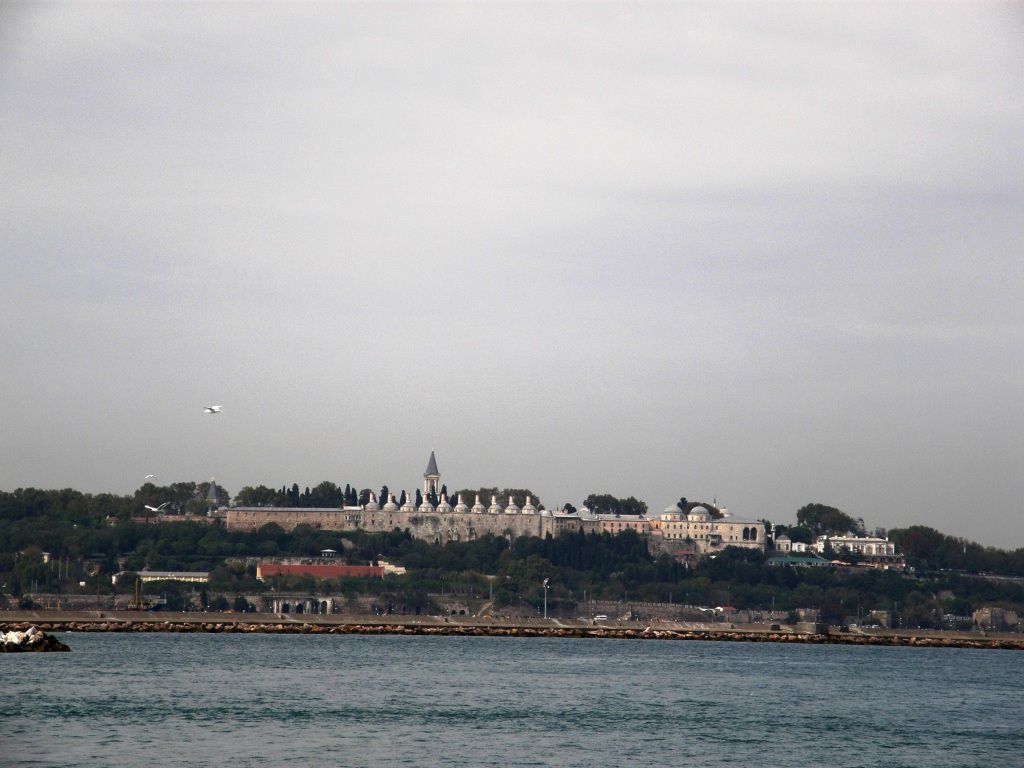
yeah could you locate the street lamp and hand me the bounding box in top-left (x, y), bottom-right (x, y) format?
top-left (543, 578), bottom-right (550, 620)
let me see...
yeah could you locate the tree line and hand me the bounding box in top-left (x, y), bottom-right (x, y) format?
top-left (2, 485), bottom-right (1024, 627)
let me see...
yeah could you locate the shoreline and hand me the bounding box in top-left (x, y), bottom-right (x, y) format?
top-left (2, 610), bottom-right (1022, 650)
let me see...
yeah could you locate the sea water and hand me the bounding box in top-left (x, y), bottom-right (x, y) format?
top-left (2, 632), bottom-right (1021, 767)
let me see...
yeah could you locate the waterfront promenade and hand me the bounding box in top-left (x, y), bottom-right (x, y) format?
top-left (2, 610), bottom-right (1022, 650)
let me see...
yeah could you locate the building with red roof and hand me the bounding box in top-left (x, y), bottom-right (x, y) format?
top-left (256, 563), bottom-right (384, 581)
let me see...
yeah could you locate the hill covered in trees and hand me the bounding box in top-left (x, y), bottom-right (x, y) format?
top-left (1, 484), bottom-right (1022, 628)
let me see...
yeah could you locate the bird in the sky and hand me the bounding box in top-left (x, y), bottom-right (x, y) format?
top-left (145, 474), bottom-right (157, 481)
top-left (204, 405), bottom-right (223, 414)
top-left (144, 502), bottom-right (170, 513)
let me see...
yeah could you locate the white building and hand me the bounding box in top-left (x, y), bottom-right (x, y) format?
top-left (771, 532), bottom-right (904, 569)
top-left (815, 534), bottom-right (895, 557)
top-left (649, 504), bottom-right (765, 556)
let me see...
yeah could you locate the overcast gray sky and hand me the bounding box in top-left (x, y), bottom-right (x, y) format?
top-left (2, 2), bottom-right (1022, 547)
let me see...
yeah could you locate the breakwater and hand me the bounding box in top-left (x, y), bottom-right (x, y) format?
top-left (1, 626), bottom-right (70, 652)
top-left (2, 615), bottom-right (1021, 650)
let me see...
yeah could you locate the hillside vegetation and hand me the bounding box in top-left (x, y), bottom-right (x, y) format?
top-left (1, 486), bottom-right (1022, 627)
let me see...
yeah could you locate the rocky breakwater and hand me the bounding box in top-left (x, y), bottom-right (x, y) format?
top-left (1, 626), bottom-right (70, 652)
top-left (3, 618), bottom-right (1022, 650)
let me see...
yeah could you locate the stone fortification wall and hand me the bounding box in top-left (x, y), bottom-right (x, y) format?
top-left (225, 506), bottom-right (589, 545)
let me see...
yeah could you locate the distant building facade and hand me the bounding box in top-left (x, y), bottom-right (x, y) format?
top-left (227, 495), bottom-right (594, 544)
top-left (112, 570), bottom-right (210, 585)
top-left (973, 607), bottom-right (1020, 631)
top-left (225, 453), bottom-right (592, 544)
top-left (223, 453), bottom-right (769, 557)
top-left (648, 505), bottom-right (766, 558)
top-left (771, 532), bottom-right (904, 569)
top-left (813, 534), bottom-right (904, 569)
top-left (256, 563), bottom-right (384, 581)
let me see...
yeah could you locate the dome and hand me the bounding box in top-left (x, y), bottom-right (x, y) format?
top-left (471, 494), bottom-right (486, 514)
top-left (418, 498), bottom-right (436, 513)
top-left (521, 495), bottom-right (537, 515)
top-left (488, 495), bottom-right (503, 514)
top-left (688, 505), bottom-right (711, 520)
top-left (436, 494), bottom-right (452, 514)
top-left (504, 495), bottom-right (520, 515)
top-left (383, 494), bottom-right (399, 513)
top-left (454, 494), bottom-right (469, 514)
top-left (399, 492), bottom-right (416, 513)
top-left (364, 493), bottom-right (380, 512)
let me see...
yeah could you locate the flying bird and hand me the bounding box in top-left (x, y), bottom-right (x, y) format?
top-left (144, 502), bottom-right (170, 513)
top-left (204, 405), bottom-right (223, 414)
top-left (145, 474), bottom-right (157, 481)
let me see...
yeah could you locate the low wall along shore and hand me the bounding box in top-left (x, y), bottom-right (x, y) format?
top-left (2, 611), bottom-right (1022, 650)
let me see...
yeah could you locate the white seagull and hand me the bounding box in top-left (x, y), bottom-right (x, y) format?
top-left (204, 405), bottom-right (223, 414)
top-left (145, 474), bottom-right (157, 481)
top-left (144, 502), bottom-right (170, 513)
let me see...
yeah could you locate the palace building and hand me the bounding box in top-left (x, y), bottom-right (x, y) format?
top-left (223, 452), bottom-right (767, 558)
top-left (647, 504), bottom-right (766, 557)
top-left (225, 452), bottom-right (586, 544)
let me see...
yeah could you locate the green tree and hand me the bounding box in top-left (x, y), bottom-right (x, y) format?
top-left (309, 481), bottom-right (344, 508)
top-left (583, 494), bottom-right (647, 516)
top-left (778, 525), bottom-right (814, 544)
top-left (796, 503), bottom-right (858, 535)
top-left (209, 595), bottom-right (230, 611)
top-left (233, 595), bottom-right (253, 612)
top-left (235, 485), bottom-right (286, 507)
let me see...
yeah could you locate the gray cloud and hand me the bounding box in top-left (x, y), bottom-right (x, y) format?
top-left (1, 2), bottom-right (1021, 546)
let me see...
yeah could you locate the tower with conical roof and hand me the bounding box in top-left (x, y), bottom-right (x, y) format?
top-left (423, 450), bottom-right (440, 497)
top-left (206, 478), bottom-right (220, 516)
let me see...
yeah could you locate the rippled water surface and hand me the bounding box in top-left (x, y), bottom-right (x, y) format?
top-left (2, 632), bottom-right (1022, 767)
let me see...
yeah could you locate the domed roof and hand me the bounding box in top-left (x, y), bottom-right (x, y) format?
top-left (364, 493), bottom-right (380, 512)
top-left (688, 505), bottom-right (711, 520)
top-left (436, 494), bottom-right (452, 513)
top-left (383, 494), bottom-right (399, 512)
top-left (454, 494), bottom-right (469, 514)
top-left (521, 495), bottom-right (537, 514)
top-left (400, 492), bottom-right (416, 513)
top-left (504, 495), bottom-right (520, 515)
top-left (471, 494), bottom-right (486, 514)
top-left (488, 495), bottom-right (503, 514)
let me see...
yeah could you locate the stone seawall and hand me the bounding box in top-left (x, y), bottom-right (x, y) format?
top-left (2, 616), bottom-right (1021, 650)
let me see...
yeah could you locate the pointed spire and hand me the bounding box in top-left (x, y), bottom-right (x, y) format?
top-left (424, 450), bottom-right (439, 477)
